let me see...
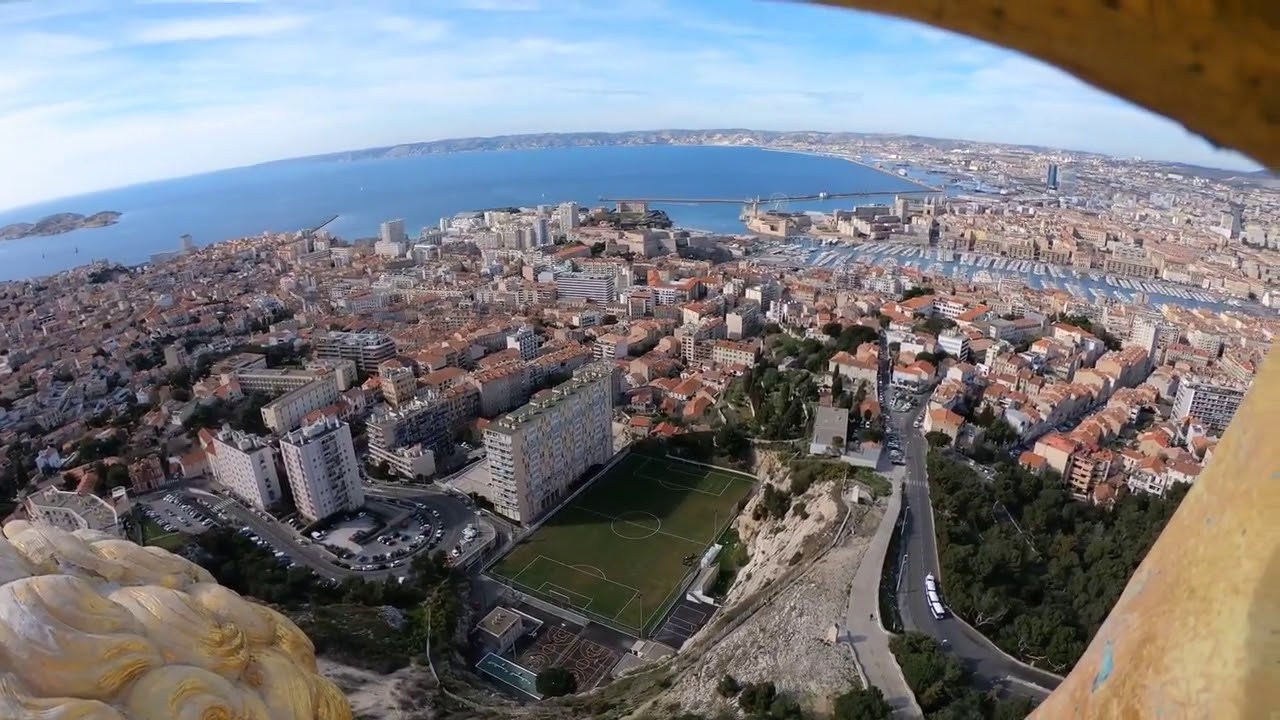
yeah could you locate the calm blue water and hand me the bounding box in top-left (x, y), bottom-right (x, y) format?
top-left (0, 145), bottom-right (925, 281)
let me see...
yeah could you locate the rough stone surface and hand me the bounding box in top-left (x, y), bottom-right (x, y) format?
top-left (656, 469), bottom-right (883, 718)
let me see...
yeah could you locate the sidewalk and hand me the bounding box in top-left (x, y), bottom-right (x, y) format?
top-left (843, 474), bottom-right (923, 718)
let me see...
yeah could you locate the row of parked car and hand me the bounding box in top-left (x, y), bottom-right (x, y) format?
top-left (144, 493), bottom-right (219, 533)
top-left (235, 526), bottom-right (298, 569)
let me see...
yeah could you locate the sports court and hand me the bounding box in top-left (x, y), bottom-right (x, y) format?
top-left (491, 453), bottom-right (755, 635)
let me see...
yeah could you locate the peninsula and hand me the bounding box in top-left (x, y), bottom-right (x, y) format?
top-left (0, 211), bottom-right (121, 240)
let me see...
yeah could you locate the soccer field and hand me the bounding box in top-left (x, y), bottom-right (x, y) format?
top-left (490, 453), bottom-right (756, 635)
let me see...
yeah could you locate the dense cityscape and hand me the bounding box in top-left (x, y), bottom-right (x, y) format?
top-left (0, 133), bottom-right (1274, 719)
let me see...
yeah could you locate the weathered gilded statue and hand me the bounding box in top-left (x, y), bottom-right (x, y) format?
top-left (0, 520), bottom-right (352, 720)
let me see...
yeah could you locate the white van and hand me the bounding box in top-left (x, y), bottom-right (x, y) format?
top-left (927, 590), bottom-right (941, 605)
top-left (924, 573), bottom-right (937, 593)
top-left (930, 601), bottom-right (947, 620)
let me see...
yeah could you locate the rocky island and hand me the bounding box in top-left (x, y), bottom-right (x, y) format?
top-left (0, 210), bottom-right (121, 240)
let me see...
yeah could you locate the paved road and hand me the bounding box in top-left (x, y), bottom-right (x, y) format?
top-left (186, 484), bottom-right (476, 581)
top-left (843, 473), bottom-right (923, 718)
top-left (890, 405), bottom-right (1063, 700)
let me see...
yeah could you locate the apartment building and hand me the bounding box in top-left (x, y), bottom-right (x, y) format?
top-left (480, 362), bottom-right (615, 523)
top-left (313, 331), bottom-right (397, 373)
top-left (1067, 448), bottom-right (1114, 499)
top-left (1172, 378), bottom-right (1248, 432)
top-left (280, 416), bottom-right (364, 523)
top-left (555, 272), bottom-right (616, 304)
top-left (233, 367), bottom-right (320, 395)
top-left (711, 339), bottom-right (760, 368)
top-left (594, 333), bottom-right (630, 361)
top-left (210, 427), bottom-right (283, 510)
top-left (367, 396), bottom-right (451, 473)
top-left (471, 361), bottom-right (532, 417)
top-left (379, 363), bottom-right (418, 408)
top-left (506, 325), bottom-right (541, 361)
top-left (260, 374), bottom-right (340, 434)
top-left (938, 328), bottom-right (971, 361)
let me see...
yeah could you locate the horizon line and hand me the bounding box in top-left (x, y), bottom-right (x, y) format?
top-left (1, 127), bottom-right (1269, 216)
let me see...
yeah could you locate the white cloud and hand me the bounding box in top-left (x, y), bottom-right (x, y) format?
top-left (131, 13), bottom-right (307, 43)
top-left (372, 16), bottom-right (450, 41)
top-left (0, 0), bottom-right (1263, 212)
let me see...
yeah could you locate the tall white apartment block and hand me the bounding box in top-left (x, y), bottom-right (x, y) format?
top-left (1171, 378), bottom-right (1247, 433)
top-left (481, 362), bottom-right (615, 523)
top-left (380, 218), bottom-right (407, 245)
top-left (210, 428), bottom-right (283, 510)
top-left (280, 416), bottom-right (365, 523)
top-left (558, 201), bottom-right (580, 231)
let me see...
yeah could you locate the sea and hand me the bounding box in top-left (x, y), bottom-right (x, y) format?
top-left (0, 144), bottom-right (1257, 314)
top-left (0, 145), bottom-right (924, 281)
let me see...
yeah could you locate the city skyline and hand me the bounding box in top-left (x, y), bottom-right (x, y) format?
top-left (0, 0), bottom-right (1267, 211)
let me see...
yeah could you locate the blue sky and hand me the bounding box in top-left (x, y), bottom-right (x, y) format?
top-left (0, 0), bottom-right (1262, 211)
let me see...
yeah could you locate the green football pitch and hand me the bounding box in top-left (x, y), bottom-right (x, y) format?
top-left (490, 453), bottom-right (756, 635)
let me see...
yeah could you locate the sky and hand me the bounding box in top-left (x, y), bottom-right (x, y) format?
top-left (0, 0), bottom-right (1264, 212)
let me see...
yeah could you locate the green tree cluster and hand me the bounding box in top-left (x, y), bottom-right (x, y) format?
top-left (190, 529), bottom-right (468, 668)
top-left (925, 451), bottom-right (1188, 669)
top-left (734, 363), bottom-right (818, 441)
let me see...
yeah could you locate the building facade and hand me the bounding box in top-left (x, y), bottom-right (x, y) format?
top-left (480, 362), bottom-right (615, 523)
top-left (313, 331), bottom-right (397, 374)
top-left (1171, 379), bottom-right (1247, 432)
top-left (280, 417), bottom-right (365, 522)
top-left (210, 428), bottom-right (283, 510)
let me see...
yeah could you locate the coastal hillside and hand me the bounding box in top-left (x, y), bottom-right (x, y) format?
top-left (0, 211), bottom-right (121, 240)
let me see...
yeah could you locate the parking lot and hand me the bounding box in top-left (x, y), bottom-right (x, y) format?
top-left (142, 493), bottom-right (219, 535)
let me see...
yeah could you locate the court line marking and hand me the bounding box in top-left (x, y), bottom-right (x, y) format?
top-left (573, 505), bottom-right (707, 546)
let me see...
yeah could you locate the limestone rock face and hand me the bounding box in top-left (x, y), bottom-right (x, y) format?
top-left (0, 520), bottom-right (352, 720)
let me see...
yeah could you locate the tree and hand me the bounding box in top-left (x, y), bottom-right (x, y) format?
top-left (716, 673), bottom-right (741, 697)
top-left (985, 419), bottom-right (1019, 446)
top-left (832, 685), bottom-right (893, 720)
top-left (104, 463), bottom-right (131, 491)
top-left (535, 667), bottom-right (577, 697)
top-left (737, 681), bottom-right (777, 715)
top-left (901, 286), bottom-right (935, 301)
top-left (926, 431), bottom-right (953, 448)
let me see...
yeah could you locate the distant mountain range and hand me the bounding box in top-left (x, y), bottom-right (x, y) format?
top-left (270, 128), bottom-right (1274, 186)
top-left (0, 211), bottom-right (121, 241)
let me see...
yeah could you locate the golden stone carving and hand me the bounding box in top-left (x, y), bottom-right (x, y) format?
top-left (0, 520), bottom-right (352, 720)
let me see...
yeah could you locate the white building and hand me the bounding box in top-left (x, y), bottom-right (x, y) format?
top-left (380, 218), bottom-right (407, 245)
top-left (260, 375), bottom-right (340, 434)
top-left (210, 428), bottom-right (283, 510)
top-left (558, 202), bottom-right (580, 231)
top-left (1171, 379), bottom-right (1247, 433)
top-left (481, 362), bottom-right (615, 523)
top-left (313, 331), bottom-right (397, 373)
top-left (280, 416), bottom-right (365, 523)
top-left (938, 328), bottom-right (970, 362)
top-left (23, 486), bottom-right (125, 536)
top-left (555, 272), bottom-right (616, 304)
top-left (506, 325), bottom-right (541, 361)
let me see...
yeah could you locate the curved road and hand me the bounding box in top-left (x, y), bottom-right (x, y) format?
top-left (890, 405), bottom-right (1063, 699)
top-left (185, 484), bottom-right (475, 581)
